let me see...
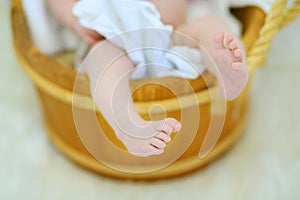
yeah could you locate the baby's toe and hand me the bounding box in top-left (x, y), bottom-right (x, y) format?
top-left (226, 34), bottom-right (234, 45)
top-left (164, 118), bottom-right (182, 133)
top-left (148, 146), bottom-right (164, 154)
top-left (154, 118), bottom-right (181, 134)
top-left (229, 41), bottom-right (238, 51)
top-left (233, 49), bottom-right (243, 60)
top-left (161, 123), bottom-right (173, 134)
top-left (155, 132), bottom-right (171, 143)
top-left (150, 138), bottom-right (166, 149)
top-left (151, 149), bottom-right (164, 155)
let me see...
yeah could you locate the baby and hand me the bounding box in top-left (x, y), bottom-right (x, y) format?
top-left (46, 0), bottom-right (248, 157)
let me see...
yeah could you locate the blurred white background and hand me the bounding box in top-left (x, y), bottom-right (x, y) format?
top-left (1, 0), bottom-right (300, 199)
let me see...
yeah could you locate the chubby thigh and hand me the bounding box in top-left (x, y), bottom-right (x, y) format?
top-left (150, 0), bottom-right (187, 27)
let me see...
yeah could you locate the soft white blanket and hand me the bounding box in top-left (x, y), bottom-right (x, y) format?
top-left (22, 0), bottom-right (80, 54)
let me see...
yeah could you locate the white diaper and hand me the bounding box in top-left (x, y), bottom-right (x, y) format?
top-left (74, 0), bottom-right (206, 79)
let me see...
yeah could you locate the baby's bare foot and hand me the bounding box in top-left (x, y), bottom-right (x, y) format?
top-left (211, 32), bottom-right (248, 100)
top-left (115, 118), bottom-right (181, 157)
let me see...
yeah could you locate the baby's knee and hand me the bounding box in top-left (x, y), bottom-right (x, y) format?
top-left (150, 0), bottom-right (187, 27)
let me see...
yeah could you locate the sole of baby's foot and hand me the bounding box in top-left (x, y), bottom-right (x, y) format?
top-left (211, 32), bottom-right (248, 100)
top-left (116, 118), bottom-right (181, 157)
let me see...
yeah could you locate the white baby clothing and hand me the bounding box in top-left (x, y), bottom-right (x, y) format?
top-left (73, 0), bottom-right (208, 79)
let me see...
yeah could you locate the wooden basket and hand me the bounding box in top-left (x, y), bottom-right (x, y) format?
top-left (12, 0), bottom-right (296, 180)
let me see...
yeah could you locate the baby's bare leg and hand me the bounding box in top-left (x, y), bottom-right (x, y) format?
top-left (174, 16), bottom-right (248, 100)
top-left (48, 1), bottom-right (181, 157)
top-left (46, 0), bottom-right (77, 30)
top-left (46, 0), bottom-right (103, 45)
top-left (150, 0), bottom-right (187, 27)
top-left (150, 1), bottom-right (247, 99)
top-left (81, 40), bottom-right (181, 157)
